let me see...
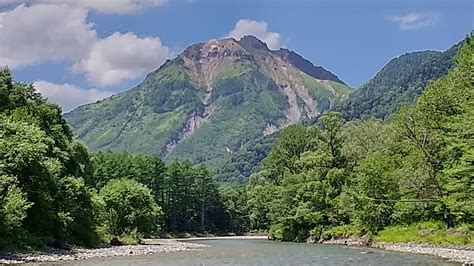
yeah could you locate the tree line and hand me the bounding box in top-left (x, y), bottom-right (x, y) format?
top-left (0, 68), bottom-right (237, 250)
top-left (238, 36), bottom-right (473, 241)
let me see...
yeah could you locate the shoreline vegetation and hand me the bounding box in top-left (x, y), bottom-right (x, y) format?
top-left (0, 236), bottom-right (473, 264)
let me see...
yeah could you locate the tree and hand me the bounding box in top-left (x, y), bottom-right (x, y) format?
top-left (219, 186), bottom-right (250, 233)
top-left (99, 178), bottom-right (162, 236)
top-left (262, 125), bottom-right (315, 184)
top-left (393, 37), bottom-right (473, 227)
top-left (0, 69), bottom-right (99, 248)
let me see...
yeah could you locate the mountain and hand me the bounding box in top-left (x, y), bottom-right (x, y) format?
top-left (65, 35), bottom-right (352, 170)
top-left (333, 44), bottom-right (458, 120)
top-left (216, 41), bottom-right (460, 183)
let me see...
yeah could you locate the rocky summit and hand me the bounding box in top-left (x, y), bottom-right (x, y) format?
top-left (65, 35), bottom-right (352, 169)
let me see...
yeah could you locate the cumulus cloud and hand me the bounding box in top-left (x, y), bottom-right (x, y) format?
top-left (226, 19), bottom-right (282, 50)
top-left (34, 81), bottom-right (114, 112)
top-left (387, 12), bottom-right (439, 30)
top-left (0, 4), bottom-right (96, 68)
top-left (74, 32), bottom-right (170, 86)
top-left (0, 3), bottom-right (171, 87)
top-left (2, 0), bottom-right (168, 14)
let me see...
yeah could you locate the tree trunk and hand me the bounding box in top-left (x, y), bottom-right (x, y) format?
top-left (442, 203), bottom-right (455, 228)
top-left (201, 202), bottom-right (205, 232)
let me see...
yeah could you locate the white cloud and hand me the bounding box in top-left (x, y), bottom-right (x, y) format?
top-left (387, 12), bottom-right (439, 31)
top-left (0, 3), bottom-right (171, 87)
top-left (2, 0), bottom-right (168, 14)
top-left (74, 32), bottom-right (170, 86)
top-left (34, 81), bottom-right (114, 112)
top-left (226, 19), bottom-right (282, 50)
top-left (0, 4), bottom-right (96, 68)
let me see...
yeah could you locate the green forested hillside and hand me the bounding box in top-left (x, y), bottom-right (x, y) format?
top-left (334, 43), bottom-right (458, 120)
top-left (65, 36), bottom-right (352, 171)
top-left (215, 132), bottom-right (279, 183)
top-left (216, 41), bottom-right (461, 183)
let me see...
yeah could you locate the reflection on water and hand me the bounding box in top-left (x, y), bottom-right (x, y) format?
top-left (38, 239), bottom-right (457, 266)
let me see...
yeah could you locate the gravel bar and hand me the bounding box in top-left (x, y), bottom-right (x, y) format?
top-left (0, 240), bottom-right (207, 264)
top-left (372, 242), bottom-right (474, 265)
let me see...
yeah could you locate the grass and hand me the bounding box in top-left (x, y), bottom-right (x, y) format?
top-left (302, 73), bottom-right (332, 99)
top-left (317, 224), bottom-right (364, 240)
top-left (158, 65), bottom-right (189, 81)
top-left (328, 80), bottom-right (353, 100)
top-left (119, 229), bottom-right (143, 245)
top-left (374, 221), bottom-right (474, 245)
top-left (215, 63), bottom-right (253, 80)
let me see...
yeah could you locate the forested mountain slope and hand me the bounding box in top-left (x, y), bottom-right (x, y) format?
top-left (216, 40), bottom-right (461, 183)
top-left (65, 35), bottom-right (352, 170)
top-left (245, 37), bottom-right (473, 241)
top-left (334, 44), bottom-right (458, 120)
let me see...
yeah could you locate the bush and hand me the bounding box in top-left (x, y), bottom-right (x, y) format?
top-left (319, 224), bottom-right (363, 240)
top-left (99, 178), bottom-right (162, 238)
top-left (120, 229), bottom-right (143, 245)
top-left (269, 223), bottom-right (297, 241)
top-left (0, 183), bottom-right (32, 249)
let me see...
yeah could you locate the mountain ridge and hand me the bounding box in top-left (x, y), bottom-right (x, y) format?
top-left (215, 41), bottom-right (460, 183)
top-left (65, 35), bottom-right (352, 169)
top-left (334, 43), bottom-right (458, 120)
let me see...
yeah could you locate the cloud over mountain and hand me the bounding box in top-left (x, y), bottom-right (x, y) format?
top-left (226, 19), bottom-right (282, 50)
top-left (34, 81), bottom-right (113, 112)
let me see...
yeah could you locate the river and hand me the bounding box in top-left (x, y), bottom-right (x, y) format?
top-left (40, 239), bottom-right (457, 265)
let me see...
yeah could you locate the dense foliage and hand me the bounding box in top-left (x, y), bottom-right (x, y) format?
top-left (98, 178), bottom-right (162, 236)
top-left (91, 152), bottom-right (230, 233)
top-left (0, 68), bottom-right (98, 248)
top-left (0, 69), bottom-right (244, 250)
top-left (215, 132), bottom-right (279, 183)
top-left (239, 38), bottom-right (473, 242)
top-left (334, 43), bottom-right (458, 120)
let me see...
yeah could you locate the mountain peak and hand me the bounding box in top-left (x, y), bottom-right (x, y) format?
top-left (176, 38), bottom-right (250, 63)
top-left (65, 37), bottom-right (353, 170)
top-left (238, 35), bottom-right (270, 51)
top-left (272, 48), bottom-right (346, 85)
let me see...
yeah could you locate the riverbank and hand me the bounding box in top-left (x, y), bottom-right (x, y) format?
top-left (0, 237), bottom-right (269, 264)
top-left (315, 237), bottom-right (474, 264)
top-left (0, 240), bottom-right (207, 264)
top-left (1, 236), bottom-right (473, 264)
top-left (372, 242), bottom-right (474, 265)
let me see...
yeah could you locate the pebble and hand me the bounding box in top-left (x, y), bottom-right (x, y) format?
top-left (372, 242), bottom-right (474, 265)
top-left (0, 241), bottom-right (207, 264)
top-left (311, 237), bottom-right (474, 265)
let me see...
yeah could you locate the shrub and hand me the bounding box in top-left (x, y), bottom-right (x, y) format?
top-left (99, 178), bottom-right (162, 238)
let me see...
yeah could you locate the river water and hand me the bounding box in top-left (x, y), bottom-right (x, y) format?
top-left (46, 239), bottom-right (457, 265)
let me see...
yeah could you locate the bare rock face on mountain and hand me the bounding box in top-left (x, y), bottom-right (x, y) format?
top-left (65, 35), bottom-right (352, 169)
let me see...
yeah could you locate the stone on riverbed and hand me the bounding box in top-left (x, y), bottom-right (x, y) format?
top-left (0, 241), bottom-right (207, 264)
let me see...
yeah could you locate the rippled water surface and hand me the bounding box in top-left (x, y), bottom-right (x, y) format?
top-left (43, 239), bottom-right (457, 265)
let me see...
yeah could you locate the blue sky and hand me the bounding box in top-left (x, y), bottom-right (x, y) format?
top-left (0, 0), bottom-right (472, 111)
